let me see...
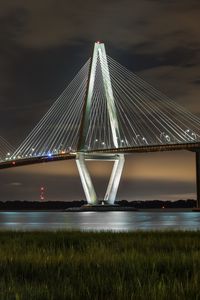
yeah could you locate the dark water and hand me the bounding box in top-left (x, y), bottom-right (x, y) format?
top-left (0, 211), bottom-right (199, 231)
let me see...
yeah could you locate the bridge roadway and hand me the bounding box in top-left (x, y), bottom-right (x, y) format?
top-left (0, 142), bottom-right (199, 169)
top-left (90, 141), bottom-right (200, 154)
top-left (0, 153), bottom-right (76, 169)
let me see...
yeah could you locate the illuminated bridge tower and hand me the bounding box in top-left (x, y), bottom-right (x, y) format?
top-left (76, 42), bottom-right (124, 205)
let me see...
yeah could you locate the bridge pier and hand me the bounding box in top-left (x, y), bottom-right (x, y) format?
top-left (76, 153), bottom-right (97, 205)
top-left (196, 151), bottom-right (200, 208)
top-left (76, 153), bottom-right (124, 205)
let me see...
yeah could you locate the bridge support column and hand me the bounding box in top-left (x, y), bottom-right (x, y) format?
top-left (76, 153), bottom-right (124, 205)
top-left (104, 154), bottom-right (124, 205)
top-left (196, 152), bottom-right (200, 208)
top-left (76, 153), bottom-right (97, 205)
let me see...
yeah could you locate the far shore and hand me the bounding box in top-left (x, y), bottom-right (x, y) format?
top-left (0, 208), bottom-right (196, 212)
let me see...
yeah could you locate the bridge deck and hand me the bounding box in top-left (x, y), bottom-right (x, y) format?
top-left (88, 142), bottom-right (200, 154)
top-left (0, 142), bottom-right (199, 170)
top-left (0, 154), bottom-right (76, 169)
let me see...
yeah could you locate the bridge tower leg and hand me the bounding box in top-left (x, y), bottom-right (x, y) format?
top-left (76, 42), bottom-right (124, 205)
top-left (196, 151), bottom-right (200, 208)
top-left (76, 153), bottom-right (124, 205)
top-left (104, 154), bottom-right (124, 205)
top-left (76, 153), bottom-right (97, 205)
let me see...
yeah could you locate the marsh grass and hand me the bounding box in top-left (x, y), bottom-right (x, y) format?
top-left (0, 231), bottom-right (199, 299)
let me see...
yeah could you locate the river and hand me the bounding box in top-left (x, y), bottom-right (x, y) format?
top-left (0, 210), bottom-right (199, 231)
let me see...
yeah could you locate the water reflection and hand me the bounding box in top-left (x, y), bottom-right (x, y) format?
top-left (0, 211), bottom-right (199, 231)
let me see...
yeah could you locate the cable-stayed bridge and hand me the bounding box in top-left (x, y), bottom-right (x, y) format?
top-left (0, 42), bottom-right (200, 206)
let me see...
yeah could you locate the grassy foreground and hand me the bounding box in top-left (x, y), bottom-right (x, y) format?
top-left (0, 231), bottom-right (200, 299)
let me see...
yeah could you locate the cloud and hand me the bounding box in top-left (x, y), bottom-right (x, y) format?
top-left (139, 61), bottom-right (200, 114)
top-left (8, 182), bottom-right (22, 186)
top-left (118, 177), bottom-right (196, 201)
top-left (0, 0), bottom-right (199, 52)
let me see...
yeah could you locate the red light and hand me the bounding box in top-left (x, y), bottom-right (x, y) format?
top-left (96, 40), bottom-right (101, 44)
top-left (12, 161), bottom-right (16, 165)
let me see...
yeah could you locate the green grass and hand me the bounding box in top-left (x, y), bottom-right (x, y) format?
top-left (0, 231), bottom-right (199, 299)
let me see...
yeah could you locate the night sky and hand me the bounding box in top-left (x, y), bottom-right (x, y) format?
top-left (0, 0), bottom-right (199, 201)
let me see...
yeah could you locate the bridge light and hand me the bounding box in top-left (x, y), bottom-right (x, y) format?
top-left (184, 129), bottom-right (197, 141)
top-left (142, 137), bottom-right (148, 145)
top-left (191, 132), bottom-right (197, 137)
top-left (48, 153), bottom-right (52, 157)
top-left (165, 135), bottom-right (171, 142)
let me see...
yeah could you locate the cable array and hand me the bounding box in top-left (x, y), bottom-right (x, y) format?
top-left (0, 136), bottom-right (14, 161)
top-left (105, 55), bottom-right (200, 148)
top-left (11, 59), bottom-right (90, 159)
top-left (9, 46), bottom-right (200, 161)
top-left (82, 53), bottom-right (200, 150)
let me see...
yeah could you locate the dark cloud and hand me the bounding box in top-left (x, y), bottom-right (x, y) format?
top-left (193, 79), bottom-right (200, 85)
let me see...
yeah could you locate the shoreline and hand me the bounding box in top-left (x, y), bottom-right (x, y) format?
top-left (0, 208), bottom-right (195, 212)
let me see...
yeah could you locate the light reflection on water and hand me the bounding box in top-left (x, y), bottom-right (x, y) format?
top-left (0, 211), bottom-right (199, 231)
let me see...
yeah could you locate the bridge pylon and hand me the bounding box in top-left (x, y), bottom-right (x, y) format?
top-left (76, 42), bottom-right (124, 205)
